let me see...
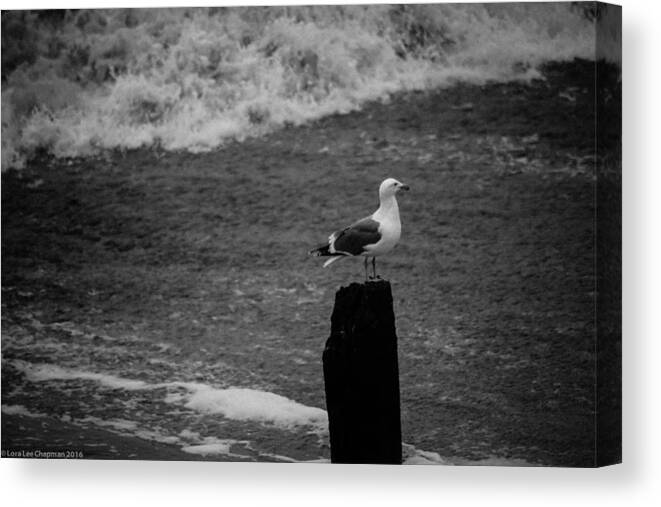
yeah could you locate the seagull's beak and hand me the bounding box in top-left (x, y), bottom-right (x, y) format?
top-left (400, 184), bottom-right (410, 191)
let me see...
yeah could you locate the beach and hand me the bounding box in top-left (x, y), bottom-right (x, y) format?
top-left (2, 58), bottom-right (620, 466)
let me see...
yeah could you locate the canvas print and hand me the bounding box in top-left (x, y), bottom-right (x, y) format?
top-left (1, 3), bottom-right (621, 466)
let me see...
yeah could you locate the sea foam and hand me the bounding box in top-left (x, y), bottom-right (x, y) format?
top-left (9, 359), bottom-right (328, 432)
top-left (1, 4), bottom-right (611, 170)
top-left (181, 385), bottom-right (328, 431)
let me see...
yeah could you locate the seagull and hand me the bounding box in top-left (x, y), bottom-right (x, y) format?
top-left (308, 178), bottom-right (409, 280)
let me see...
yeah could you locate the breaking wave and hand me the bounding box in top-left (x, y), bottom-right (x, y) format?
top-left (1, 4), bottom-right (608, 169)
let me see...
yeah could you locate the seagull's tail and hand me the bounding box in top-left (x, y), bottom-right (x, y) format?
top-left (308, 244), bottom-right (346, 268)
top-left (308, 244), bottom-right (331, 257)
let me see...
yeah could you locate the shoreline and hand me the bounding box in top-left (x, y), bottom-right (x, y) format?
top-left (2, 59), bottom-right (620, 466)
top-left (1, 58), bottom-right (614, 175)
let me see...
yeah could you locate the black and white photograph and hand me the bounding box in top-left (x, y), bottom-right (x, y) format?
top-left (1, 2), bottom-right (621, 467)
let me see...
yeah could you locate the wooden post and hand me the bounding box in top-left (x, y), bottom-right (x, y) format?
top-left (322, 280), bottom-right (402, 464)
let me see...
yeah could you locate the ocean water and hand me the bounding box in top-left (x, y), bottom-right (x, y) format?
top-left (2, 311), bottom-right (462, 463)
top-left (2, 309), bottom-right (544, 464)
top-left (0, 3), bottom-right (609, 170)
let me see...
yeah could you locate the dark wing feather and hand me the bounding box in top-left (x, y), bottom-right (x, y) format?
top-left (331, 218), bottom-right (381, 255)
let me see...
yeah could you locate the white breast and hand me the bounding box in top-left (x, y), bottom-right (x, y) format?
top-left (364, 197), bottom-right (401, 257)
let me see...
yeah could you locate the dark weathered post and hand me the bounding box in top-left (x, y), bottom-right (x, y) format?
top-left (322, 280), bottom-right (402, 464)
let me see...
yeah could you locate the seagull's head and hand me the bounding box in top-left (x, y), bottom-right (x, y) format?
top-left (379, 178), bottom-right (410, 199)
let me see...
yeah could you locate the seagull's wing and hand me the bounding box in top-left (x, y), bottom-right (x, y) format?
top-left (330, 217), bottom-right (382, 256)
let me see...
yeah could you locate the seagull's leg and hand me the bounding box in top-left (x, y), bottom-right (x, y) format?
top-left (364, 256), bottom-right (369, 281)
top-left (374, 257), bottom-right (382, 280)
top-left (372, 257), bottom-right (377, 279)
